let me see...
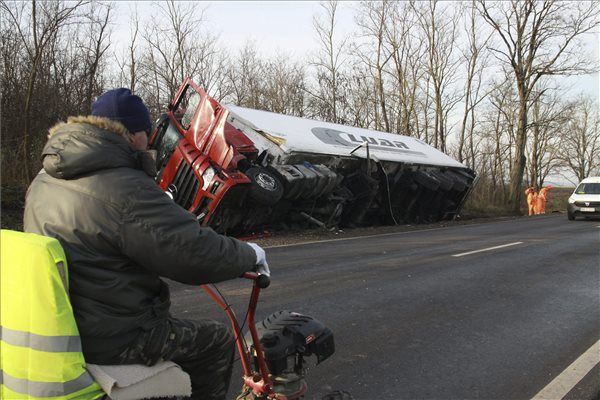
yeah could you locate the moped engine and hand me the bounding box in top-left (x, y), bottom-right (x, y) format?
top-left (246, 310), bottom-right (335, 396)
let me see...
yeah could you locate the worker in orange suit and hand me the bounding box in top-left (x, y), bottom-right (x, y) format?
top-left (525, 187), bottom-right (537, 216)
top-left (535, 186), bottom-right (553, 214)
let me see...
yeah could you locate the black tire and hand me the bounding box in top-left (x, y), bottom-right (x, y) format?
top-left (431, 171), bottom-right (454, 191)
top-left (245, 166), bottom-right (284, 206)
top-left (567, 212), bottom-right (575, 221)
top-left (414, 171), bottom-right (440, 191)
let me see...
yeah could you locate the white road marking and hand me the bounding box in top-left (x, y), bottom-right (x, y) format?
top-left (451, 241), bottom-right (523, 257)
top-left (531, 339), bottom-right (600, 400)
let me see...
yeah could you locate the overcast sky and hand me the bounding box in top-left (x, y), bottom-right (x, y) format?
top-left (113, 1), bottom-right (351, 57)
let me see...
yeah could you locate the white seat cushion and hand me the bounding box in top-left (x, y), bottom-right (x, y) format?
top-left (87, 361), bottom-right (191, 400)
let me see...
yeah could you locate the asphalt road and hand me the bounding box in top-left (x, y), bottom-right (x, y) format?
top-left (168, 214), bottom-right (600, 400)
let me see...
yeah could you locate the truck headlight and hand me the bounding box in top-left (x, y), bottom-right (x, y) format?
top-left (202, 167), bottom-right (215, 190)
top-left (568, 197), bottom-right (575, 204)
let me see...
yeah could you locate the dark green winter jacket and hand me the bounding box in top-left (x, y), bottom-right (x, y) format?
top-left (24, 115), bottom-right (256, 357)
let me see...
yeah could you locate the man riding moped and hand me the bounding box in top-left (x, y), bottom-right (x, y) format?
top-left (24, 88), bottom-right (269, 400)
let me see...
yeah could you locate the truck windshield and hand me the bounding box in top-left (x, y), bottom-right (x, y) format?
top-left (152, 121), bottom-right (183, 180)
top-left (575, 183), bottom-right (600, 194)
top-left (180, 91), bottom-right (200, 130)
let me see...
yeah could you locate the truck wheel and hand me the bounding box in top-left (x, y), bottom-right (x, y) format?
top-left (567, 212), bottom-right (575, 221)
top-left (246, 167), bottom-right (284, 206)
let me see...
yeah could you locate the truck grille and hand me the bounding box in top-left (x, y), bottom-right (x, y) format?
top-left (574, 201), bottom-right (600, 207)
top-left (172, 160), bottom-right (200, 210)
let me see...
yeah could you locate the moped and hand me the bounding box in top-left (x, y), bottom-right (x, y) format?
top-left (204, 272), bottom-right (335, 399)
top-left (89, 272), bottom-right (336, 400)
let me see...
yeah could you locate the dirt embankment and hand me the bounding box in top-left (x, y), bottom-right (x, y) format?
top-left (1, 184), bottom-right (574, 246)
top-left (246, 187), bottom-right (575, 247)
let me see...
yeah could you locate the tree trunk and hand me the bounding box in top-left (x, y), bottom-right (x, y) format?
top-left (22, 53), bottom-right (40, 182)
top-left (508, 92), bottom-right (528, 214)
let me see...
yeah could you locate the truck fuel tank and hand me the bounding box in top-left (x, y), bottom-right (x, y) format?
top-left (271, 164), bottom-right (338, 200)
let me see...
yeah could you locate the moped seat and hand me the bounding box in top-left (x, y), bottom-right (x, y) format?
top-left (87, 361), bottom-right (191, 400)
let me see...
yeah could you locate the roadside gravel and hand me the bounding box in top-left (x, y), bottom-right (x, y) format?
top-left (244, 213), bottom-right (564, 248)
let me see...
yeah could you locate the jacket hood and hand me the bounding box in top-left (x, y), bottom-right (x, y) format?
top-left (43, 116), bottom-right (155, 179)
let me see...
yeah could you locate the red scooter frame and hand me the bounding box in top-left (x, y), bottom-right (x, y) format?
top-left (202, 273), bottom-right (304, 399)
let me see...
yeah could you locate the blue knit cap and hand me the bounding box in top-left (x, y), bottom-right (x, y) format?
top-left (92, 88), bottom-right (151, 134)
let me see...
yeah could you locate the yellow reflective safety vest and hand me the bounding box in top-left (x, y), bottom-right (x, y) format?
top-left (1, 230), bottom-right (104, 400)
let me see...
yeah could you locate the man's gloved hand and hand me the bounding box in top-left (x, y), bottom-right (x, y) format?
top-left (247, 242), bottom-right (270, 277)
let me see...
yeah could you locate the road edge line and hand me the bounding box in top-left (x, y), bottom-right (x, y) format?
top-left (531, 339), bottom-right (600, 400)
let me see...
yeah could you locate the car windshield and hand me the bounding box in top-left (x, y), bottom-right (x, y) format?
top-left (575, 183), bottom-right (600, 195)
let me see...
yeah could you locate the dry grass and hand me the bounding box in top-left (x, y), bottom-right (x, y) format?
top-left (543, 187), bottom-right (574, 213)
top-left (462, 183), bottom-right (574, 218)
top-left (1, 183), bottom-right (26, 231)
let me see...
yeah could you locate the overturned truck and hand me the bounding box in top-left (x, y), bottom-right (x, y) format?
top-left (150, 79), bottom-right (476, 235)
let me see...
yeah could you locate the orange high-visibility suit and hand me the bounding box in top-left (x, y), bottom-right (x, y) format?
top-left (535, 186), bottom-right (553, 214)
top-left (525, 188), bottom-right (537, 216)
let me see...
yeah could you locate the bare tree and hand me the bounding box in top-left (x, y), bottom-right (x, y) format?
top-left (345, 64), bottom-right (377, 129)
top-left (526, 88), bottom-right (569, 188)
top-left (457, 0), bottom-right (491, 165)
top-left (128, 11), bottom-right (140, 92)
top-left (223, 46), bottom-right (306, 115)
top-left (385, 1), bottom-right (425, 137)
top-left (414, 0), bottom-right (461, 152)
top-left (140, 1), bottom-right (226, 111)
top-left (1, 22), bottom-right (28, 185)
top-left (558, 95), bottom-right (600, 181)
top-left (1, 0), bottom-right (88, 180)
top-left (225, 42), bottom-right (264, 109)
top-left (261, 56), bottom-right (307, 116)
top-left (115, 5), bottom-right (141, 91)
top-left (478, 0), bottom-right (599, 213)
top-left (483, 75), bottom-right (519, 204)
top-left (419, 75), bottom-right (434, 143)
top-left (81, 2), bottom-right (112, 113)
top-left (309, 0), bottom-right (349, 124)
top-left (354, 0), bottom-right (394, 131)
top-left (193, 46), bottom-right (231, 102)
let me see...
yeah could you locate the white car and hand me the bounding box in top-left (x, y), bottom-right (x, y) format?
top-left (567, 176), bottom-right (600, 220)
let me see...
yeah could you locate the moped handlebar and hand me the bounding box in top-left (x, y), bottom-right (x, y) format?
top-left (242, 272), bottom-right (270, 289)
top-left (203, 271), bottom-right (272, 393)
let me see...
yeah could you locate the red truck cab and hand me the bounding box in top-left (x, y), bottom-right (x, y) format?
top-left (151, 79), bottom-right (259, 230)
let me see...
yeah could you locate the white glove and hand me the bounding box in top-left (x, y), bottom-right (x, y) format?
top-left (247, 242), bottom-right (270, 277)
